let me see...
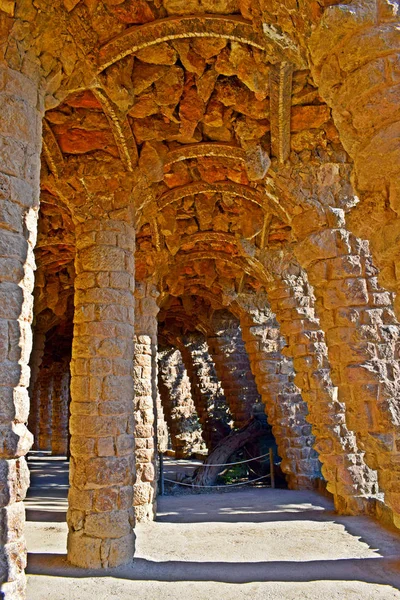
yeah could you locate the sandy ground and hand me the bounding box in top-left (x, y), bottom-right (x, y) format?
top-left (25, 455), bottom-right (400, 600)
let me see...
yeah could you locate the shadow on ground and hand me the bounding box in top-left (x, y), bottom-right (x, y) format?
top-left (26, 554), bottom-right (400, 588)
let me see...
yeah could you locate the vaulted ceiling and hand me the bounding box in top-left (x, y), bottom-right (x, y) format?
top-left (34, 0), bottom-right (348, 331)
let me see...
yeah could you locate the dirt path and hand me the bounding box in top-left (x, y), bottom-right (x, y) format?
top-left (25, 455), bottom-right (400, 599)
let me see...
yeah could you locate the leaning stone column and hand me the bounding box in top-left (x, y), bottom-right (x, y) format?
top-left (133, 282), bottom-right (159, 522)
top-left (67, 219), bottom-right (135, 568)
top-left (156, 390), bottom-right (169, 455)
top-left (295, 219), bottom-right (400, 523)
top-left (207, 311), bottom-right (261, 429)
top-left (0, 64), bottom-right (42, 598)
top-left (178, 333), bottom-right (231, 451)
top-left (37, 365), bottom-right (53, 451)
top-left (51, 359), bottom-right (70, 456)
top-left (27, 330), bottom-right (46, 446)
top-left (240, 308), bottom-right (320, 490)
top-left (158, 346), bottom-right (204, 458)
top-left (266, 270), bottom-right (378, 513)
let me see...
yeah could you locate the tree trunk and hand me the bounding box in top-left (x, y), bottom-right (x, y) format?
top-left (192, 417), bottom-right (268, 487)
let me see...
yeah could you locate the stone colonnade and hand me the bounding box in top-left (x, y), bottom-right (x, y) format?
top-left (266, 265), bottom-right (378, 513)
top-left (27, 329), bottom-right (46, 446)
top-left (29, 352), bottom-right (70, 455)
top-left (2, 4), bottom-right (400, 599)
top-left (50, 359), bottom-right (70, 456)
top-left (295, 222), bottom-right (400, 522)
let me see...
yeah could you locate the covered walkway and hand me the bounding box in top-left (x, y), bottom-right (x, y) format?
top-left (25, 456), bottom-right (400, 600)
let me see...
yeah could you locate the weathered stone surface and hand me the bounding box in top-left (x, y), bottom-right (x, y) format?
top-left (207, 311), bottom-right (261, 430)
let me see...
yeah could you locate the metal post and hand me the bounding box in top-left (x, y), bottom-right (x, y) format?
top-left (269, 447), bottom-right (275, 489)
top-left (160, 452), bottom-right (165, 495)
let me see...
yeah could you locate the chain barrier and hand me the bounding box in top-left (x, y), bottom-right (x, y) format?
top-left (163, 473), bottom-right (271, 489)
top-left (160, 449), bottom-right (276, 492)
top-left (183, 451), bottom-right (271, 468)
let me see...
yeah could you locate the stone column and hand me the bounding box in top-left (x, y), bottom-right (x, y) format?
top-left (51, 359), bottom-right (70, 456)
top-left (133, 282), bottom-right (159, 522)
top-left (296, 222), bottom-right (400, 523)
top-left (240, 310), bottom-right (320, 490)
top-left (28, 379), bottom-right (41, 450)
top-left (179, 332), bottom-right (231, 451)
top-left (67, 218), bottom-right (135, 568)
top-left (156, 390), bottom-right (169, 455)
top-left (207, 311), bottom-right (261, 429)
top-left (267, 271), bottom-right (378, 513)
top-left (0, 65), bottom-right (42, 599)
top-left (158, 346), bottom-right (204, 458)
top-left (37, 365), bottom-right (53, 450)
top-left (27, 330), bottom-right (46, 446)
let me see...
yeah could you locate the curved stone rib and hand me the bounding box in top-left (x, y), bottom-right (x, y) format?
top-left (270, 62), bottom-right (293, 164)
top-left (158, 181), bottom-right (265, 210)
top-left (171, 281), bottom-right (225, 309)
top-left (35, 236), bottom-right (75, 248)
top-left (179, 231), bottom-right (242, 247)
top-left (182, 277), bottom-right (223, 292)
top-left (164, 143), bottom-right (246, 166)
top-left (169, 276), bottom-right (238, 307)
top-left (189, 291), bottom-right (224, 307)
top-left (165, 143), bottom-right (271, 183)
top-left (98, 15), bottom-right (295, 73)
top-left (173, 249), bottom-right (271, 282)
top-left (178, 233), bottom-right (265, 268)
top-left (92, 88), bottom-right (138, 170)
top-left (42, 120), bottom-right (65, 178)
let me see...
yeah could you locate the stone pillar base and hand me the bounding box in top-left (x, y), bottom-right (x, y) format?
top-left (67, 529), bottom-right (135, 569)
